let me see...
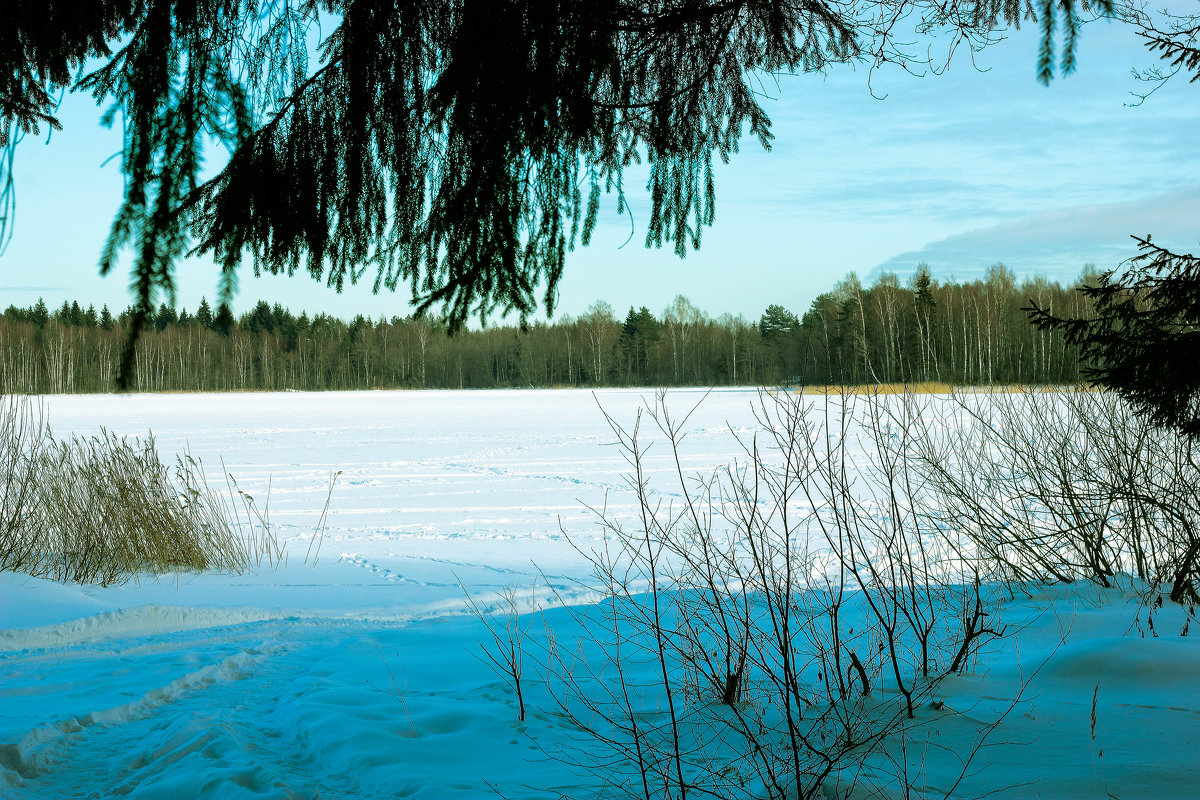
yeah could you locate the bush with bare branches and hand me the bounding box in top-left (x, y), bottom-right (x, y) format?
top-left (544, 390), bottom-right (1010, 799)
top-left (901, 387), bottom-right (1200, 604)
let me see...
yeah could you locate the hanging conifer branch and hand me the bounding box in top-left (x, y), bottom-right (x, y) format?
top-left (1027, 236), bottom-right (1200, 438)
top-left (183, 0), bottom-right (868, 336)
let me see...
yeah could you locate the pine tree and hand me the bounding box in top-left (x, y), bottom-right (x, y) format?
top-left (196, 297), bottom-right (214, 330)
top-left (30, 298), bottom-right (48, 328)
top-left (759, 304), bottom-right (800, 340)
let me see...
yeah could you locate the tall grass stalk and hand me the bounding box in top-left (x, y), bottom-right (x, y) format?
top-left (0, 393), bottom-right (283, 585)
top-left (0, 394), bottom-right (46, 576)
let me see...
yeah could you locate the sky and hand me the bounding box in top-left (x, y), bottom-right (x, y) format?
top-left (2, 11), bottom-right (1197, 325)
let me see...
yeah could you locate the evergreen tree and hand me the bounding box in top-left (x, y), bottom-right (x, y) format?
top-left (279, 311), bottom-right (300, 352)
top-left (245, 300), bottom-right (275, 335)
top-left (912, 264), bottom-right (937, 381)
top-left (1029, 237), bottom-right (1200, 438)
top-left (84, 304), bottom-right (98, 328)
top-left (913, 264), bottom-right (936, 315)
top-left (759, 304), bottom-right (800, 339)
top-left (30, 298), bottom-right (48, 328)
top-left (273, 303), bottom-right (291, 332)
top-left (801, 293), bottom-right (841, 383)
top-left (214, 302), bottom-right (234, 337)
top-left (196, 297), bottom-right (214, 330)
top-left (619, 306), bottom-right (661, 382)
top-left (759, 303), bottom-right (805, 382)
top-left (835, 294), bottom-right (867, 383)
top-left (347, 315), bottom-right (371, 347)
top-left (99, 304), bottom-right (114, 330)
top-left (153, 302), bottom-right (176, 331)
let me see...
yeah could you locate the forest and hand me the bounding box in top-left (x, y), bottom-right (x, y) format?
top-left (0, 263), bottom-right (1095, 394)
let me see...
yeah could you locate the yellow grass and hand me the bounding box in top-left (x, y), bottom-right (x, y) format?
top-left (792, 382), bottom-right (1089, 396)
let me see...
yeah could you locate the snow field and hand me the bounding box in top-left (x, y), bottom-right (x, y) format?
top-left (1, 389), bottom-right (1197, 798)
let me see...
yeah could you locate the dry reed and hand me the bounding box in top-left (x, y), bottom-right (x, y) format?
top-left (793, 382), bottom-right (1083, 396)
top-left (0, 394), bottom-right (282, 585)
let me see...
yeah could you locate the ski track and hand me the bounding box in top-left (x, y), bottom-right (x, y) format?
top-left (0, 618), bottom-right (430, 798)
top-left (3, 390), bottom-right (735, 796)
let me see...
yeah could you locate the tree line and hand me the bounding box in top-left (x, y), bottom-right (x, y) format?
top-left (5, 1), bottom-right (1095, 367)
top-left (0, 264), bottom-right (1093, 394)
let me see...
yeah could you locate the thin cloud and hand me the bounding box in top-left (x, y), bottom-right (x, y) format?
top-left (0, 285), bottom-right (69, 293)
top-left (869, 187), bottom-right (1200, 284)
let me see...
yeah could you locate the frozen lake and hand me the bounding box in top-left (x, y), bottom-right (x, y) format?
top-left (2, 389), bottom-right (1197, 798)
top-left (4, 388), bottom-right (762, 628)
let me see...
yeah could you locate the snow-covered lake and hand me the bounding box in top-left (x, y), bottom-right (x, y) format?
top-left (2, 389), bottom-right (1197, 798)
top-left (3, 388), bottom-right (756, 628)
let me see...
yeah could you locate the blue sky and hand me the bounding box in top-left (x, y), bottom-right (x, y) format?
top-left (2, 13), bottom-right (1197, 324)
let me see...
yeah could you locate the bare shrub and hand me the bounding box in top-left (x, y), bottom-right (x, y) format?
top-left (903, 387), bottom-right (1200, 604)
top-left (545, 390), bottom-right (1007, 799)
top-left (461, 582), bottom-right (538, 722)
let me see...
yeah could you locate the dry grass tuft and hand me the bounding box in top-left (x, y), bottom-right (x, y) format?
top-left (0, 394), bottom-right (45, 574)
top-left (0, 394), bottom-right (282, 585)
